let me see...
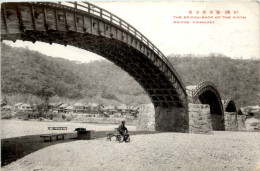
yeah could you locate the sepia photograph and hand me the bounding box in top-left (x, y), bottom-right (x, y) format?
top-left (1, 1), bottom-right (260, 170)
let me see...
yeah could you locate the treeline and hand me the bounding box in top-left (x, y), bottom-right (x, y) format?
top-left (1, 43), bottom-right (259, 106)
top-left (168, 54), bottom-right (260, 106)
top-left (1, 43), bottom-right (147, 106)
top-left (1, 44), bottom-right (99, 99)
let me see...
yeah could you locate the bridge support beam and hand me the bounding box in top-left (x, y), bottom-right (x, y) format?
top-left (155, 106), bottom-right (189, 133)
top-left (224, 112), bottom-right (238, 131)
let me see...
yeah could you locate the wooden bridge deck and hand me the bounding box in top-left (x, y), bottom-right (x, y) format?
top-left (1, 1), bottom-right (188, 108)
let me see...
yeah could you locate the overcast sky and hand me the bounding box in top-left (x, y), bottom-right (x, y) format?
top-left (3, 1), bottom-right (259, 63)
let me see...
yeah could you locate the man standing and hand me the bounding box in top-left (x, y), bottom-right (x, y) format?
top-left (118, 120), bottom-right (129, 142)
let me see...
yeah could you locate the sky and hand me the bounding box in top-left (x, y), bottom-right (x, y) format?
top-left (3, 1), bottom-right (259, 63)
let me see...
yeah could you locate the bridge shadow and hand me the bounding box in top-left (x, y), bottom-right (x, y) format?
top-left (1, 130), bottom-right (159, 167)
top-left (1, 133), bottom-right (78, 167)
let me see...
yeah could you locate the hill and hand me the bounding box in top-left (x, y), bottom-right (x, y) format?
top-left (168, 54), bottom-right (260, 107)
top-left (1, 43), bottom-right (148, 106)
top-left (1, 43), bottom-right (259, 107)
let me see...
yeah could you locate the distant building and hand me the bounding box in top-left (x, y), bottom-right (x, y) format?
top-left (14, 103), bottom-right (24, 111)
top-left (129, 110), bottom-right (139, 118)
top-left (1, 105), bottom-right (13, 111)
top-left (117, 104), bottom-right (127, 113)
top-left (116, 104), bottom-right (139, 118)
top-left (241, 106), bottom-right (260, 118)
top-left (20, 104), bottom-right (33, 112)
top-left (73, 103), bottom-right (88, 113)
top-left (101, 105), bottom-right (117, 115)
top-left (48, 102), bottom-right (63, 110)
top-left (58, 104), bottom-right (69, 113)
top-left (64, 106), bottom-right (74, 114)
top-left (87, 103), bottom-right (100, 114)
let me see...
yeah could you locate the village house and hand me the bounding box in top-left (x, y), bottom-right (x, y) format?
top-left (128, 108), bottom-right (139, 118)
top-left (88, 103), bottom-right (100, 114)
top-left (48, 102), bottom-right (63, 112)
top-left (19, 103), bottom-right (34, 112)
top-left (241, 106), bottom-right (260, 118)
top-left (73, 103), bottom-right (88, 113)
top-left (58, 103), bottom-right (69, 113)
top-left (1, 105), bottom-right (14, 111)
top-left (64, 106), bottom-right (73, 114)
top-left (117, 104), bottom-right (127, 112)
top-left (101, 105), bottom-right (117, 115)
top-left (115, 104), bottom-right (139, 118)
top-left (14, 103), bottom-right (23, 111)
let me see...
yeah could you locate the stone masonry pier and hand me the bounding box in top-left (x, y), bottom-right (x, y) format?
top-left (155, 106), bottom-right (189, 133)
top-left (224, 112), bottom-right (238, 131)
top-left (137, 103), bottom-right (244, 134)
top-left (137, 103), bottom-right (212, 134)
top-left (188, 103), bottom-right (212, 134)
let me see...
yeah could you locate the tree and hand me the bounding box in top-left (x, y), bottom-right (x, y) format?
top-left (40, 87), bottom-right (55, 103)
top-left (37, 87), bottom-right (55, 113)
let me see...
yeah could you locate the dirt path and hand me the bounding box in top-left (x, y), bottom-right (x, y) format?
top-left (2, 131), bottom-right (260, 171)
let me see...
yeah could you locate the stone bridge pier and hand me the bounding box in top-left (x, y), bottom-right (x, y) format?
top-left (155, 106), bottom-right (189, 133)
top-left (224, 112), bottom-right (238, 131)
top-left (136, 103), bottom-right (189, 133)
top-left (188, 103), bottom-right (212, 134)
top-left (223, 99), bottom-right (238, 131)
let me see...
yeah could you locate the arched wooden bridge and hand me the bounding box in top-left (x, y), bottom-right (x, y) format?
top-left (186, 81), bottom-right (225, 130)
top-left (1, 1), bottom-right (187, 107)
top-left (1, 2), bottom-right (238, 132)
top-left (1, 1), bottom-right (189, 132)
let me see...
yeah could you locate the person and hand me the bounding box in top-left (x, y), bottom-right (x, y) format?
top-left (118, 120), bottom-right (129, 142)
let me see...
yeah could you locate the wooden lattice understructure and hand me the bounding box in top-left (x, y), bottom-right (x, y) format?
top-left (1, 1), bottom-right (187, 109)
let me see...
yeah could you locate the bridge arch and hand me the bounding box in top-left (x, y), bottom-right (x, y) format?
top-left (223, 99), bottom-right (237, 113)
top-left (1, 2), bottom-right (189, 132)
top-left (222, 98), bottom-right (238, 131)
top-left (186, 81), bottom-right (225, 130)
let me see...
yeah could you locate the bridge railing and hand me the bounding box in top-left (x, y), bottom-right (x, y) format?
top-left (46, 1), bottom-right (186, 95)
top-left (187, 81), bottom-right (216, 97)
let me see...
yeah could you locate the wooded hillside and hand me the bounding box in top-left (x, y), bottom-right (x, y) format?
top-left (1, 43), bottom-right (259, 107)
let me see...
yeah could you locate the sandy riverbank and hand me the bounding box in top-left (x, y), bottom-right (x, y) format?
top-left (2, 131), bottom-right (260, 171)
top-left (1, 120), bottom-right (136, 139)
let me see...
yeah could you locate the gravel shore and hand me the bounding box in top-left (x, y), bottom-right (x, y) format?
top-left (1, 120), bottom-right (136, 139)
top-left (3, 131), bottom-right (260, 171)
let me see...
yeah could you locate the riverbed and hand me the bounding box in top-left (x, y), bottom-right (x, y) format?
top-left (2, 131), bottom-right (260, 171)
top-left (1, 119), bottom-right (136, 139)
